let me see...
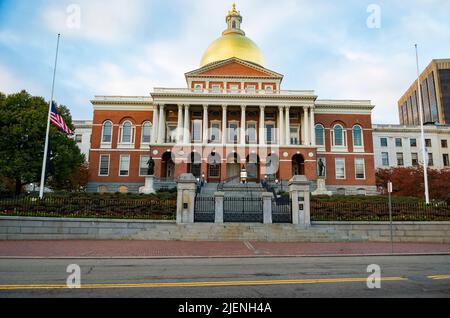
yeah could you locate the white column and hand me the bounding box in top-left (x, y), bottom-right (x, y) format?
top-left (259, 105), bottom-right (265, 145)
top-left (278, 106), bottom-right (284, 145)
top-left (303, 107), bottom-right (309, 146)
top-left (222, 105), bottom-right (227, 144)
top-left (177, 104), bottom-right (183, 144)
top-left (184, 105), bottom-right (190, 144)
top-left (240, 105), bottom-right (246, 145)
top-left (157, 105), bottom-right (165, 144)
top-left (285, 106), bottom-right (291, 145)
top-left (203, 104), bottom-right (209, 144)
top-left (152, 105), bottom-right (159, 144)
top-left (310, 107), bottom-right (316, 146)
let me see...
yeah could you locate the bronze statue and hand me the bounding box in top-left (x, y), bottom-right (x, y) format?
top-left (318, 158), bottom-right (325, 177)
top-left (147, 146), bottom-right (155, 176)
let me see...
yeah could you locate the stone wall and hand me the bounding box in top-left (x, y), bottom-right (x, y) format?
top-left (1, 217), bottom-right (449, 243)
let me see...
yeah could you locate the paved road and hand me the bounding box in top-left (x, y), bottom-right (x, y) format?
top-left (0, 255), bottom-right (449, 298)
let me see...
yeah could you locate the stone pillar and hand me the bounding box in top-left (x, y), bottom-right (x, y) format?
top-left (278, 106), bottom-right (284, 145)
top-left (222, 105), bottom-right (227, 144)
top-left (262, 192), bottom-right (273, 224)
top-left (152, 105), bottom-right (159, 144)
top-left (240, 105), bottom-right (246, 145)
top-left (259, 105), bottom-right (265, 145)
top-left (303, 107), bottom-right (309, 146)
top-left (203, 104), bottom-right (209, 144)
top-left (176, 173), bottom-right (197, 224)
top-left (310, 108), bottom-right (316, 146)
top-left (285, 106), bottom-right (291, 146)
top-left (214, 192), bottom-right (225, 223)
top-left (183, 105), bottom-right (190, 144)
top-left (158, 104), bottom-right (165, 144)
top-left (177, 104), bottom-right (183, 144)
top-left (289, 175), bottom-right (311, 227)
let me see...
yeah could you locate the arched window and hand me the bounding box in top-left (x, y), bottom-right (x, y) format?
top-left (119, 120), bottom-right (134, 144)
top-left (315, 124), bottom-right (325, 146)
top-left (332, 124), bottom-right (345, 147)
top-left (353, 125), bottom-right (363, 147)
top-left (101, 121), bottom-right (113, 143)
top-left (141, 121), bottom-right (152, 144)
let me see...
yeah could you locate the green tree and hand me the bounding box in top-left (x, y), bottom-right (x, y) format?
top-left (0, 90), bottom-right (86, 194)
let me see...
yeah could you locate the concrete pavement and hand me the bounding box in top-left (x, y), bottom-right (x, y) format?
top-left (0, 255), bottom-right (449, 297)
top-left (0, 240), bottom-right (450, 258)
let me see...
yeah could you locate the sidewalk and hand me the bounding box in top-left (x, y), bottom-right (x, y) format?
top-left (1, 241), bottom-right (450, 258)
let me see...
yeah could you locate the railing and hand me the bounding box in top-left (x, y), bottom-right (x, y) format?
top-left (0, 195), bottom-right (176, 220)
top-left (272, 197), bottom-right (292, 224)
top-left (223, 197), bottom-right (263, 223)
top-left (194, 197), bottom-right (215, 223)
top-left (217, 175), bottom-right (240, 191)
top-left (311, 201), bottom-right (450, 222)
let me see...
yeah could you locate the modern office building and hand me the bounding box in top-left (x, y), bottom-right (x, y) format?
top-left (398, 59), bottom-right (450, 126)
top-left (86, 5), bottom-right (377, 195)
top-left (373, 124), bottom-right (450, 170)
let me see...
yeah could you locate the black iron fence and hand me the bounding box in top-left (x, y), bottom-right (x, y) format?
top-left (311, 201), bottom-right (450, 222)
top-left (194, 197), bottom-right (215, 223)
top-left (272, 197), bottom-right (292, 224)
top-left (224, 197), bottom-right (263, 223)
top-left (0, 195), bottom-right (176, 220)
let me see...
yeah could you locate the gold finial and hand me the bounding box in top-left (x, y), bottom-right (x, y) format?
top-left (229, 3), bottom-right (239, 15)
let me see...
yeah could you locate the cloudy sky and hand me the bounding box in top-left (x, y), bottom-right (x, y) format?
top-left (0, 0), bottom-right (449, 123)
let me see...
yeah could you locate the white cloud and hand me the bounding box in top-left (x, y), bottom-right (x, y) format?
top-left (0, 64), bottom-right (44, 96)
top-left (42, 0), bottom-right (149, 44)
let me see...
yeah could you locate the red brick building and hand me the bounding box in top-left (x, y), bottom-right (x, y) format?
top-left (87, 6), bottom-right (377, 195)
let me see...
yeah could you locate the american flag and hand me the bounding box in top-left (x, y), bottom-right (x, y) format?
top-left (50, 102), bottom-right (74, 135)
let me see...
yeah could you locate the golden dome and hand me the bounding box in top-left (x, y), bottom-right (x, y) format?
top-left (200, 5), bottom-right (265, 67)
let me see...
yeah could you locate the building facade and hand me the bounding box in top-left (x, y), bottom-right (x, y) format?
top-left (373, 124), bottom-right (450, 170)
top-left (86, 6), bottom-right (377, 195)
top-left (73, 120), bottom-right (92, 161)
top-left (398, 59), bottom-right (450, 126)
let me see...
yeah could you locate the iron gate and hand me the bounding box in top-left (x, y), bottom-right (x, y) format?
top-left (272, 197), bottom-right (292, 223)
top-left (194, 196), bottom-right (215, 223)
top-left (223, 197), bottom-right (263, 223)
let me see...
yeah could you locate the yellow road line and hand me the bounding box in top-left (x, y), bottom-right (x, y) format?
top-left (0, 277), bottom-right (408, 291)
top-left (428, 275), bottom-right (450, 280)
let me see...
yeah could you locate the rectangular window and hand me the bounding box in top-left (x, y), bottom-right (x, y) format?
top-left (211, 85), bottom-right (221, 93)
top-left (381, 152), bottom-right (389, 166)
top-left (411, 153), bottom-right (419, 166)
top-left (229, 123), bottom-right (238, 143)
top-left (425, 139), bottom-right (432, 147)
top-left (75, 134), bottom-right (82, 143)
top-left (246, 85), bottom-right (256, 94)
top-left (229, 85), bottom-right (239, 93)
top-left (208, 164), bottom-right (220, 178)
top-left (265, 123), bottom-right (275, 144)
top-left (246, 123), bottom-right (257, 144)
top-left (428, 153), bottom-right (434, 166)
top-left (192, 120), bottom-right (202, 142)
top-left (443, 154), bottom-right (450, 167)
top-left (139, 156), bottom-right (150, 176)
top-left (355, 158), bottom-right (365, 179)
top-left (380, 138), bottom-right (388, 147)
top-left (99, 155), bottom-right (110, 176)
top-left (335, 158), bottom-right (346, 179)
top-left (410, 138), bottom-right (417, 147)
top-left (119, 155), bottom-right (130, 176)
top-left (194, 84), bottom-right (203, 93)
top-left (395, 138), bottom-right (402, 147)
top-left (210, 122), bottom-right (221, 143)
top-left (442, 140), bottom-right (448, 148)
top-left (396, 153), bottom-right (404, 166)
top-left (166, 125), bottom-right (177, 143)
top-left (290, 126), bottom-right (299, 145)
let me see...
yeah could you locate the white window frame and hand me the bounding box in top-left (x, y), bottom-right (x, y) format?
top-left (331, 124), bottom-right (347, 152)
top-left (141, 121), bottom-right (152, 146)
top-left (245, 85), bottom-right (256, 94)
top-left (101, 121), bottom-right (113, 148)
top-left (118, 121), bottom-right (135, 148)
top-left (315, 124), bottom-right (325, 148)
top-left (290, 125), bottom-right (300, 145)
top-left (119, 155), bottom-right (130, 177)
top-left (265, 121), bottom-right (276, 144)
top-left (228, 121), bottom-right (239, 144)
top-left (355, 158), bottom-right (366, 180)
top-left (166, 122), bottom-right (177, 144)
top-left (381, 152), bottom-right (390, 166)
top-left (229, 85), bottom-right (239, 94)
top-left (380, 137), bottom-right (388, 147)
top-left (352, 125), bottom-right (364, 152)
top-left (194, 84), bottom-right (203, 93)
top-left (335, 158), bottom-right (346, 180)
top-left (98, 154), bottom-right (110, 177)
top-left (246, 121), bottom-right (257, 144)
top-left (210, 121), bottom-right (221, 144)
top-left (211, 84), bottom-right (221, 93)
top-left (191, 119), bottom-right (203, 143)
top-left (139, 155), bottom-right (150, 177)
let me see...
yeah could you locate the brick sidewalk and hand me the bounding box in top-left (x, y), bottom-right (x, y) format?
top-left (0, 241), bottom-right (450, 258)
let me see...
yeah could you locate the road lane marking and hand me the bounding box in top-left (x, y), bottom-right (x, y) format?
top-left (428, 275), bottom-right (450, 280)
top-left (0, 277), bottom-right (408, 290)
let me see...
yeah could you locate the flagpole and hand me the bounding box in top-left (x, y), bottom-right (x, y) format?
top-left (415, 44), bottom-right (430, 204)
top-left (39, 34), bottom-right (61, 200)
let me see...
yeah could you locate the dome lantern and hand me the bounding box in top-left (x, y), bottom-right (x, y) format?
top-left (224, 3), bottom-right (244, 36)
